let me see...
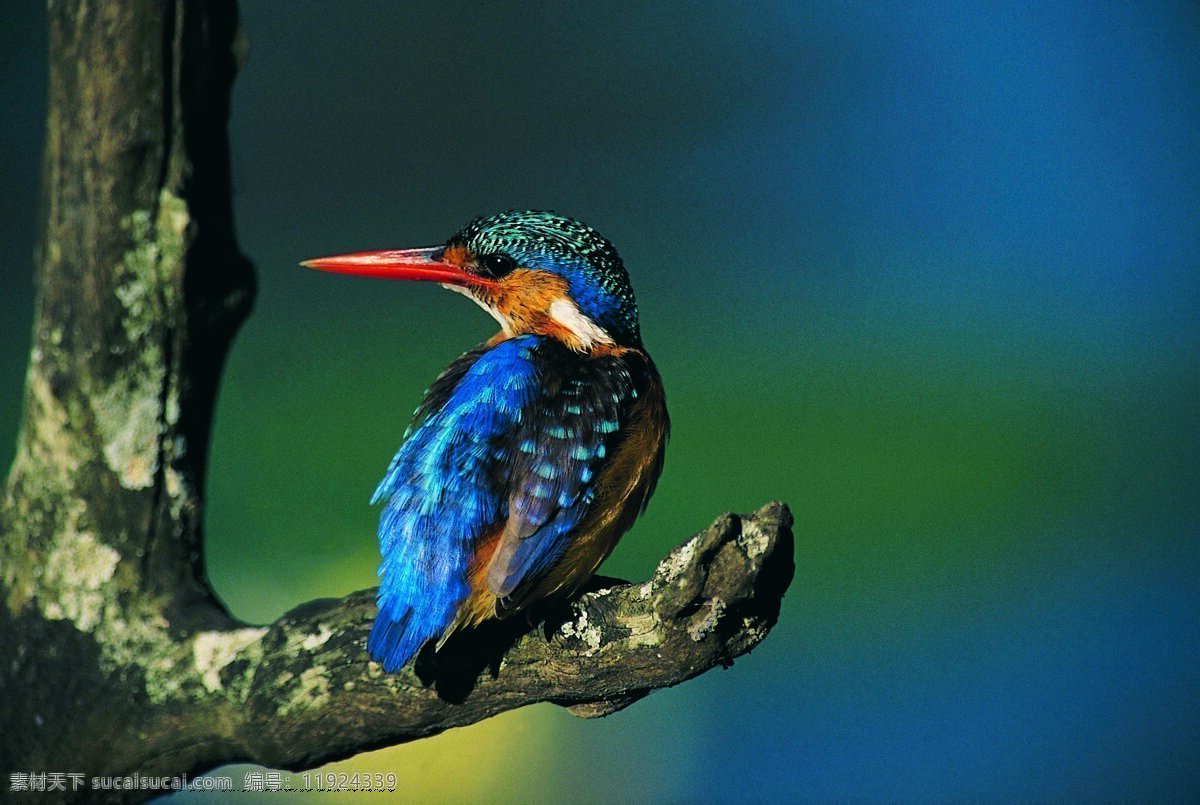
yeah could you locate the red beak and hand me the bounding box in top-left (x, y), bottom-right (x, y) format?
top-left (301, 246), bottom-right (479, 286)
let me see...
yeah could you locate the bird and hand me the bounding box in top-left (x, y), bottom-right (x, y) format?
top-left (302, 210), bottom-right (669, 672)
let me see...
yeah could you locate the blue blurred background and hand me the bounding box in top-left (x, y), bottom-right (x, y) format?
top-left (3, 1), bottom-right (1198, 800)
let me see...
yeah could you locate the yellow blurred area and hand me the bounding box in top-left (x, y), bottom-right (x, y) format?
top-left (307, 706), bottom-right (559, 802)
top-left (182, 706), bottom-right (561, 802)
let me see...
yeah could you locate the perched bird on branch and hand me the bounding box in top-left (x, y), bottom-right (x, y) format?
top-left (304, 211), bottom-right (669, 671)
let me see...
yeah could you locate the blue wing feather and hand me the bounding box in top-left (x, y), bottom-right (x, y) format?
top-left (367, 338), bottom-right (540, 671)
top-left (367, 334), bottom-right (641, 670)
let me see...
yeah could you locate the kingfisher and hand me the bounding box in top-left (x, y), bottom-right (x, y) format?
top-left (302, 210), bottom-right (669, 672)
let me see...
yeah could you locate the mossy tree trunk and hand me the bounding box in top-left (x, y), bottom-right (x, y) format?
top-left (0, 3), bottom-right (793, 802)
top-left (1, 0), bottom-right (256, 779)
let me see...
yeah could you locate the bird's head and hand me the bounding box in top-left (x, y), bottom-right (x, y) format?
top-left (303, 210), bottom-right (641, 351)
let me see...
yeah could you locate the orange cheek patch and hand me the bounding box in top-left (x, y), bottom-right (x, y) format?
top-left (498, 270), bottom-right (571, 305)
top-left (474, 270), bottom-right (602, 350)
top-left (442, 242), bottom-right (473, 267)
top-left (489, 271), bottom-right (572, 328)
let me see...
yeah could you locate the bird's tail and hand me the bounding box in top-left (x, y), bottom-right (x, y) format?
top-left (367, 610), bottom-right (422, 672)
top-left (367, 549), bottom-right (471, 671)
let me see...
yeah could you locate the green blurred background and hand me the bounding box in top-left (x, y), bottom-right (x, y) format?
top-left (3, 1), bottom-right (1198, 800)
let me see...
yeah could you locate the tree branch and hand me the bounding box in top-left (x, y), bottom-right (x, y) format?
top-left (0, 1), bottom-right (794, 801)
top-left (233, 502), bottom-right (793, 771)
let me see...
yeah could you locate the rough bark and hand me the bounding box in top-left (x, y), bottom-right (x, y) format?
top-left (0, 2), bottom-right (794, 801)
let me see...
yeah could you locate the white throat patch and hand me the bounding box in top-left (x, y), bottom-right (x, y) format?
top-left (549, 297), bottom-right (614, 350)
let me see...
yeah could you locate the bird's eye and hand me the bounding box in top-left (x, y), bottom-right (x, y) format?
top-left (477, 253), bottom-right (517, 278)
